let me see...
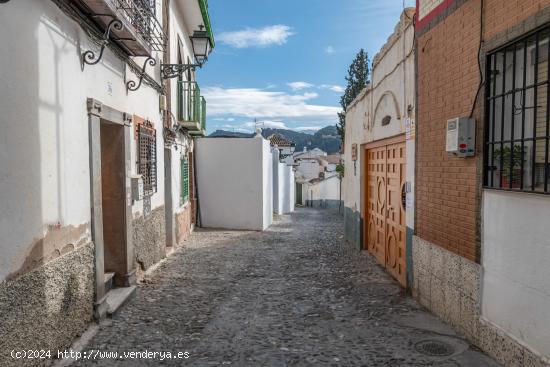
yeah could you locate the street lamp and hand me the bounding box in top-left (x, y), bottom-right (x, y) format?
top-left (190, 25), bottom-right (211, 66)
top-left (161, 25), bottom-right (212, 79)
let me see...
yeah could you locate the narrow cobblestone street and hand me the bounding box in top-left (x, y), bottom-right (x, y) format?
top-left (71, 208), bottom-right (500, 367)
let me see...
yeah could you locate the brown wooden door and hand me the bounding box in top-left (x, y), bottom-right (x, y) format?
top-left (366, 146), bottom-right (387, 266)
top-left (365, 140), bottom-right (407, 286)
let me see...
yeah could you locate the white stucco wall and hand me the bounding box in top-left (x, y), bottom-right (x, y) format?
top-left (0, 0), bottom-right (165, 281)
top-left (272, 150), bottom-right (284, 215)
top-left (282, 166), bottom-right (295, 214)
top-left (196, 136), bottom-right (273, 230)
top-left (272, 150), bottom-right (295, 215)
top-left (304, 175), bottom-right (341, 203)
top-left (262, 140), bottom-right (274, 228)
top-left (296, 160), bottom-right (321, 181)
top-left (482, 190), bottom-right (550, 358)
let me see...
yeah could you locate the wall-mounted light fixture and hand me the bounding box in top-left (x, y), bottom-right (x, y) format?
top-left (161, 25), bottom-right (212, 79)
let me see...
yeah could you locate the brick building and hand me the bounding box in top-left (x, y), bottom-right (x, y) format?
top-left (413, 0), bottom-right (550, 366)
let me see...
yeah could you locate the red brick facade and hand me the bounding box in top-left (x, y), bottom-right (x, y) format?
top-left (415, 0), bottom-right (549, 262)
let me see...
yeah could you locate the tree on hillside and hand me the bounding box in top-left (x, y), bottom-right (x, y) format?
top-left (337, 49), bottom-right (370, 144)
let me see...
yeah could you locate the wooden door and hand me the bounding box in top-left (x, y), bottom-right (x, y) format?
top-left (365, 140), bottom-right (407, 286)
top-left (366, 146), bottom-right (387, 266)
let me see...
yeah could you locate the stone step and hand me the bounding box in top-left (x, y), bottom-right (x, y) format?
top-left (104, 272), bottom-right (115, 292)
top-left (105, 286), bottom-right (136, 316)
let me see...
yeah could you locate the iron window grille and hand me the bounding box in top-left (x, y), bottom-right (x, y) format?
top-left (138, 121), bottom-right (157, 196)
top-left (484, 24), bottom-right (550, 194)
top-left (115, 0), bottom-right (165, 52)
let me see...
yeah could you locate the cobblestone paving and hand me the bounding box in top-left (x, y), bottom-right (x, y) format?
top-left (71, 208), bottom-right (500, 367)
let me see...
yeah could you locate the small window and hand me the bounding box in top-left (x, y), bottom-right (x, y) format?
top-left (484, 25), bottom-right (550, 193)
top-left (382, 115), bottom-right (392, 126)
top-left (138, 121), bottom-right (157, 196)
top-left (181, 157), bottom-right (189, 204)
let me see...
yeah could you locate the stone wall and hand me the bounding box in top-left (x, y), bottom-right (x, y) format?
top-left (305, 199), bottom-right (342, 210)
top-left (175, 204), bottom-right (192, 246)
top-left (412, 236), bottom-right (549, 367)
top-left (133, 205), bottom-right (166, 273)
top-left (0, 242), bottom-right (94, 367)
top-left (343, 206), bottom-right (362, 251)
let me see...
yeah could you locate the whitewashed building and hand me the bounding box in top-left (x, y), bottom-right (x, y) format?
top-left (196, 133), bottom-right (274, 231)
top-left (294, 147), bottom-right (328, 181)
top-left (342, 8), bottom-right (415, 287)
top-left (272, 148), bottom-right (295, 215)
top-left (0, 0), bottom-right (214, 364)
top-left (300, 173), bottom-right (342, 209)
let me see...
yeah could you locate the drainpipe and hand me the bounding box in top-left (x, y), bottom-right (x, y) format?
top-left (193, 145), bottom-right (202, 227)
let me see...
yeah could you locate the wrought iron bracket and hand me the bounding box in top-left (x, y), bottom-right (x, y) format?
top-left (82, 18), bottom-right (123, 66)
top-left (126, 57), bottom-right (157, 92)
top-left (160, 63), bottom-right (201, 79)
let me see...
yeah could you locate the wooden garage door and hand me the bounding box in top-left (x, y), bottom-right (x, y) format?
top-left (365, 140), bottom-right (406, 286)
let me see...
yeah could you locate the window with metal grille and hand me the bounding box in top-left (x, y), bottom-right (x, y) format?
top-left (138, 121), bottom-right (157, 196)
top-left (484, 25), bottom-right (550, 194)
top-left (181, 157), bottom-right (189, 204)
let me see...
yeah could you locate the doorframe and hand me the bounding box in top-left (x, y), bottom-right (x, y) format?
top-left (164, 147), bottom-right (174, 248)
top-left (361, 133), bottom-right (406, 252)
top-left (87, 98), bottom-right (135, 320)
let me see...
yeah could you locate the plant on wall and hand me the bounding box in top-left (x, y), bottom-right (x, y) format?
top-left (493, 144), bottom-right (523, 187)
top-left (336, 163), bottom-right (345, 178)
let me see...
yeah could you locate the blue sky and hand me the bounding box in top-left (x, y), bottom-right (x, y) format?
top-left (197, 0), bottom-right (415, 134)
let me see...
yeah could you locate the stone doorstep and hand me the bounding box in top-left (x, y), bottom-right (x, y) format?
top-left (104, 272), bottom-right (115, 292)
top-left (105, 286), bottom-right (136, 316)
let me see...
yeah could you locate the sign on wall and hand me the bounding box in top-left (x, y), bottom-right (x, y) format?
top-left (351, 143), bottom-right (358, 161)
top-left (405, 118), bottom-right (416, 141)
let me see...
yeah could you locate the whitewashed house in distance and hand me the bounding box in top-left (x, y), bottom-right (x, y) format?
top-left (293, 147), bottom-right (328, 180)
top-left (268, 134), bottom-right (296, 166)
top-left (0, 0), bottom-right (214, 365)
top-left (196, 131), bottom-right (274, 230)
top-left (294, 148), bottom-right (343, 209)
top-left (299, 172), bottom-right (342, 209)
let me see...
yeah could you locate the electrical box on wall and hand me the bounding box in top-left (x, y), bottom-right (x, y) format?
top-left (446, 117), bottom-right (475, 157)
top-left (131, 175), bottom-right (144, 202)
top-left (159, 95), bottom-right (167, 112)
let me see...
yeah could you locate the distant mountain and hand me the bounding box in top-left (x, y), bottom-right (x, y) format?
top-left (209, 130), bottom-right (252, 138)
top-left (208, 126), bottom-right (341, 154)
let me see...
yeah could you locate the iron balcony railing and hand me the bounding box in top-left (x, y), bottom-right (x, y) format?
top-left (177, 81), bottom-right (206, 133)
top-left (200, 96), bottom-right (206, 131)
top-left (114, 0), bottom-right (166, 52)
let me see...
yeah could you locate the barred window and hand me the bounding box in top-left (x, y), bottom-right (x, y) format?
top-left (138, 121), bottom-right (157, 196)
top-left (484, 25), bottom-right (550, 194)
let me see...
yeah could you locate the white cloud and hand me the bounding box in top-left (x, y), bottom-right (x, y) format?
top-left (287, 81), bottom-right (314, 91)
top-left (202, 87), bottom-right (341, 123)
top-left (220, 120), bottom-right (289, 132)
top-left (320, 84), bottom-right (345, 93)
top-left (218, 25), bottom-right (295, 48)
top-left (293, 126), bottom-right (323, 132)
top-left (325, 46), bottom-right (335, 54)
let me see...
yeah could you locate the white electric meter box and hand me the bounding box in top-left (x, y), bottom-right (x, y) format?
top-left (446, 117), bottom-right (475, 157)
top-left (131, 175), bottom-right (144, 201)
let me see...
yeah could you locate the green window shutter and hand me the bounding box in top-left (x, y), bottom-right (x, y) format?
top-left (181, 157), bottom-right (189, 203)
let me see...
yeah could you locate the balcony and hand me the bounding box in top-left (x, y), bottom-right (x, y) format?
top-left (177, 81), bottom-right (206, 136)
top-left (74, 0), bottom-right (166, 56)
